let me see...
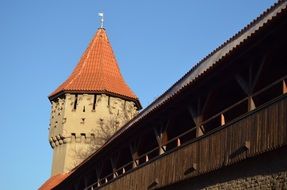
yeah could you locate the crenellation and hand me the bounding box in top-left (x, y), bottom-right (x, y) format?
top-left (49, 97), bottom-right (66, 138)
top-left (59, 139), bottom-right (63, 145)
top-left (75, 136), bottom-right (81, 143)
top-left (63, 137), bottom-right (69, 143)
top-left (80, 133), bottom-right (86, 143)
top-left (62, 118), bottom-right (66, 124)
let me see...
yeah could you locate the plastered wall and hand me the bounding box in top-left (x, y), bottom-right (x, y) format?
top-left (49, 93), bottom-right (138, 175)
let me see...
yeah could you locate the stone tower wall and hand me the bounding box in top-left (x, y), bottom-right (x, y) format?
top-left (49, 93), bottom-right (138, 175)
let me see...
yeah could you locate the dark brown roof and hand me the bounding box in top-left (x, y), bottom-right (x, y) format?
top-left (49, 28), bottom-right (141, 108)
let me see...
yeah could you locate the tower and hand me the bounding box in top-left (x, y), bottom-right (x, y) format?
top-left (48, 27), bottom-right (141, 176)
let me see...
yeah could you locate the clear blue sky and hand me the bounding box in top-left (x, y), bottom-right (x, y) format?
top-left (0, 0), bottom-right (276, 189)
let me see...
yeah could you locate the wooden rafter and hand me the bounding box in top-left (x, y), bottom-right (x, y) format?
top-left (129, 139), bottom-right (141, 168)
top-left (187, 92), bottom-right (212, 137)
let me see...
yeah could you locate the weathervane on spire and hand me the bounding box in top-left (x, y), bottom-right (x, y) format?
top-left (98, 12), bottom-right (104, 28)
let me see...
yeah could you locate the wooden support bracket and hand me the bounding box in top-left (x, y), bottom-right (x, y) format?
top-left (235, 74), bottom-right (249, 95)
top-left (129, 142), bottom-right (140, 168)
top-left (148, 178), bottom-right (159, 189)
top-left (177, 138), bottom-right (181, 147)
top-left (145, 155), bottom-right (149, 162)
top-left (283, 80), bottom-right (287, 94)
top-left (187, 93), bottom-right (212, 138)
top-left (153, 127), bottom-right (168, 155)
top-left (95, 161), bottom-right (103, 185)
top-left (110, 152), bottom-right (120, 178)
top-left (184, 163), bottom-right (197, 175)
top-left (243, 140), bottom-right (250, 150)
top-left (229, 140), bottom-right (250, 159)
top-left (220, 114), bottom-right (225, 126)
top-left (248, 96), bottom-right (256, 111)
top-left (251, 55), bottom-right (267, 90)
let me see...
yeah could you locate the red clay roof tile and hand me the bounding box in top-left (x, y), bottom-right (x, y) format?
top-left (39, 173), bottom-right (70, 190)
top-left (49, 28), bottom-right (141, 108)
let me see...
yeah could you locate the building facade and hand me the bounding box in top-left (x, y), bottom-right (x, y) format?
top-left (40, 1), bottom-right (287, 189)
top-left (50, 1), bottom-right (287, 190)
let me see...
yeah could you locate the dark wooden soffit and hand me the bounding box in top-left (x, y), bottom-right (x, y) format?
top-left (53, 1), bottom-right (287, 189)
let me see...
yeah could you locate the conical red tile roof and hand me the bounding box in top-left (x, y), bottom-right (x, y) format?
top-left (49, 28), bottom-right (141, 108)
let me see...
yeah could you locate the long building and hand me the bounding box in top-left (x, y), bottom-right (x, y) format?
top-left (42, 1), bottom-right (287, 189)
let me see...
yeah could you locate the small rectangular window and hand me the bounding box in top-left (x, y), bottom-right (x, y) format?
top-left (71, 133), bottom-right (76, 141)
top-left (92, 94), bottom-right (97, 111)
top-left (73, 94), bottom-right (78, 110)
top-left (108, 96), bottom-right (111, 107)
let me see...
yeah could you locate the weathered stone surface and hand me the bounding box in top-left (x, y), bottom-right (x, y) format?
top-left (201, 171), bottom-right (287, 190)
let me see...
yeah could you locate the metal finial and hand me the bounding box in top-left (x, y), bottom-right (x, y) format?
top-left (98, 12), bottom-right (104, 28)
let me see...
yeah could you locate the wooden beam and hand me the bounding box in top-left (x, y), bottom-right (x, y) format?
top-left (95, 161), bottom-right (103, 185)
top-left (148, 178), bottom-right (159, 189)
top-left (252, 55), bottom-right (267, 90)
top-left (235, 74), bottom-right (249, 95)
top-left (187, 98), bottom-right (205, 137)
top-left (184, 163), bottom-right (198, 175)
top-left (163, 118), bottom-right (171, 131)
top-left (153, 127), bottom-right (168, 155)
top-left (244, 141), bottom-right (251, 150)
top-left (159, 146), bottom-right (166, 155)
top-left (187, 105), bottom-right (197, 124)
top-left (145, 155), bottom-right (149, 162)
top-left (248, 96), bottom-right (256, 111)
top-left (129, 141), bottom-right (140, 168)
top-left (235, 73), bottom-right (256, 111)
top-left (153, 128), bottom-right (161, 146)
top-left (110, 152), bottom-right (120, 178)
top-left (197, 125), bottom-right (204, 137)
top-left (283, 79), bottom-right (287, 94)
top-left (248, 64), bottom-right (253, 92)
top-left (83, 178), bottom-right (88, 188)
top-left (187, 92), bottom-right (212, 125)
top-left (201, 92), bottom-right (213, 114)
top-left (177, 138), bottom-right (181, 147)
top-left (220, 114), bottom-right (225, 126)
top-left (237, 54), bottom-right (268, 94)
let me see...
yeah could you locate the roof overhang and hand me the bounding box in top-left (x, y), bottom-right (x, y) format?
top-left (48, 90), bottom-right (142, 110)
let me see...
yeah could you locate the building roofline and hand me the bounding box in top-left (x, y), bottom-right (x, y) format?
top-left (48, 90), bottom-right (142, 110)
